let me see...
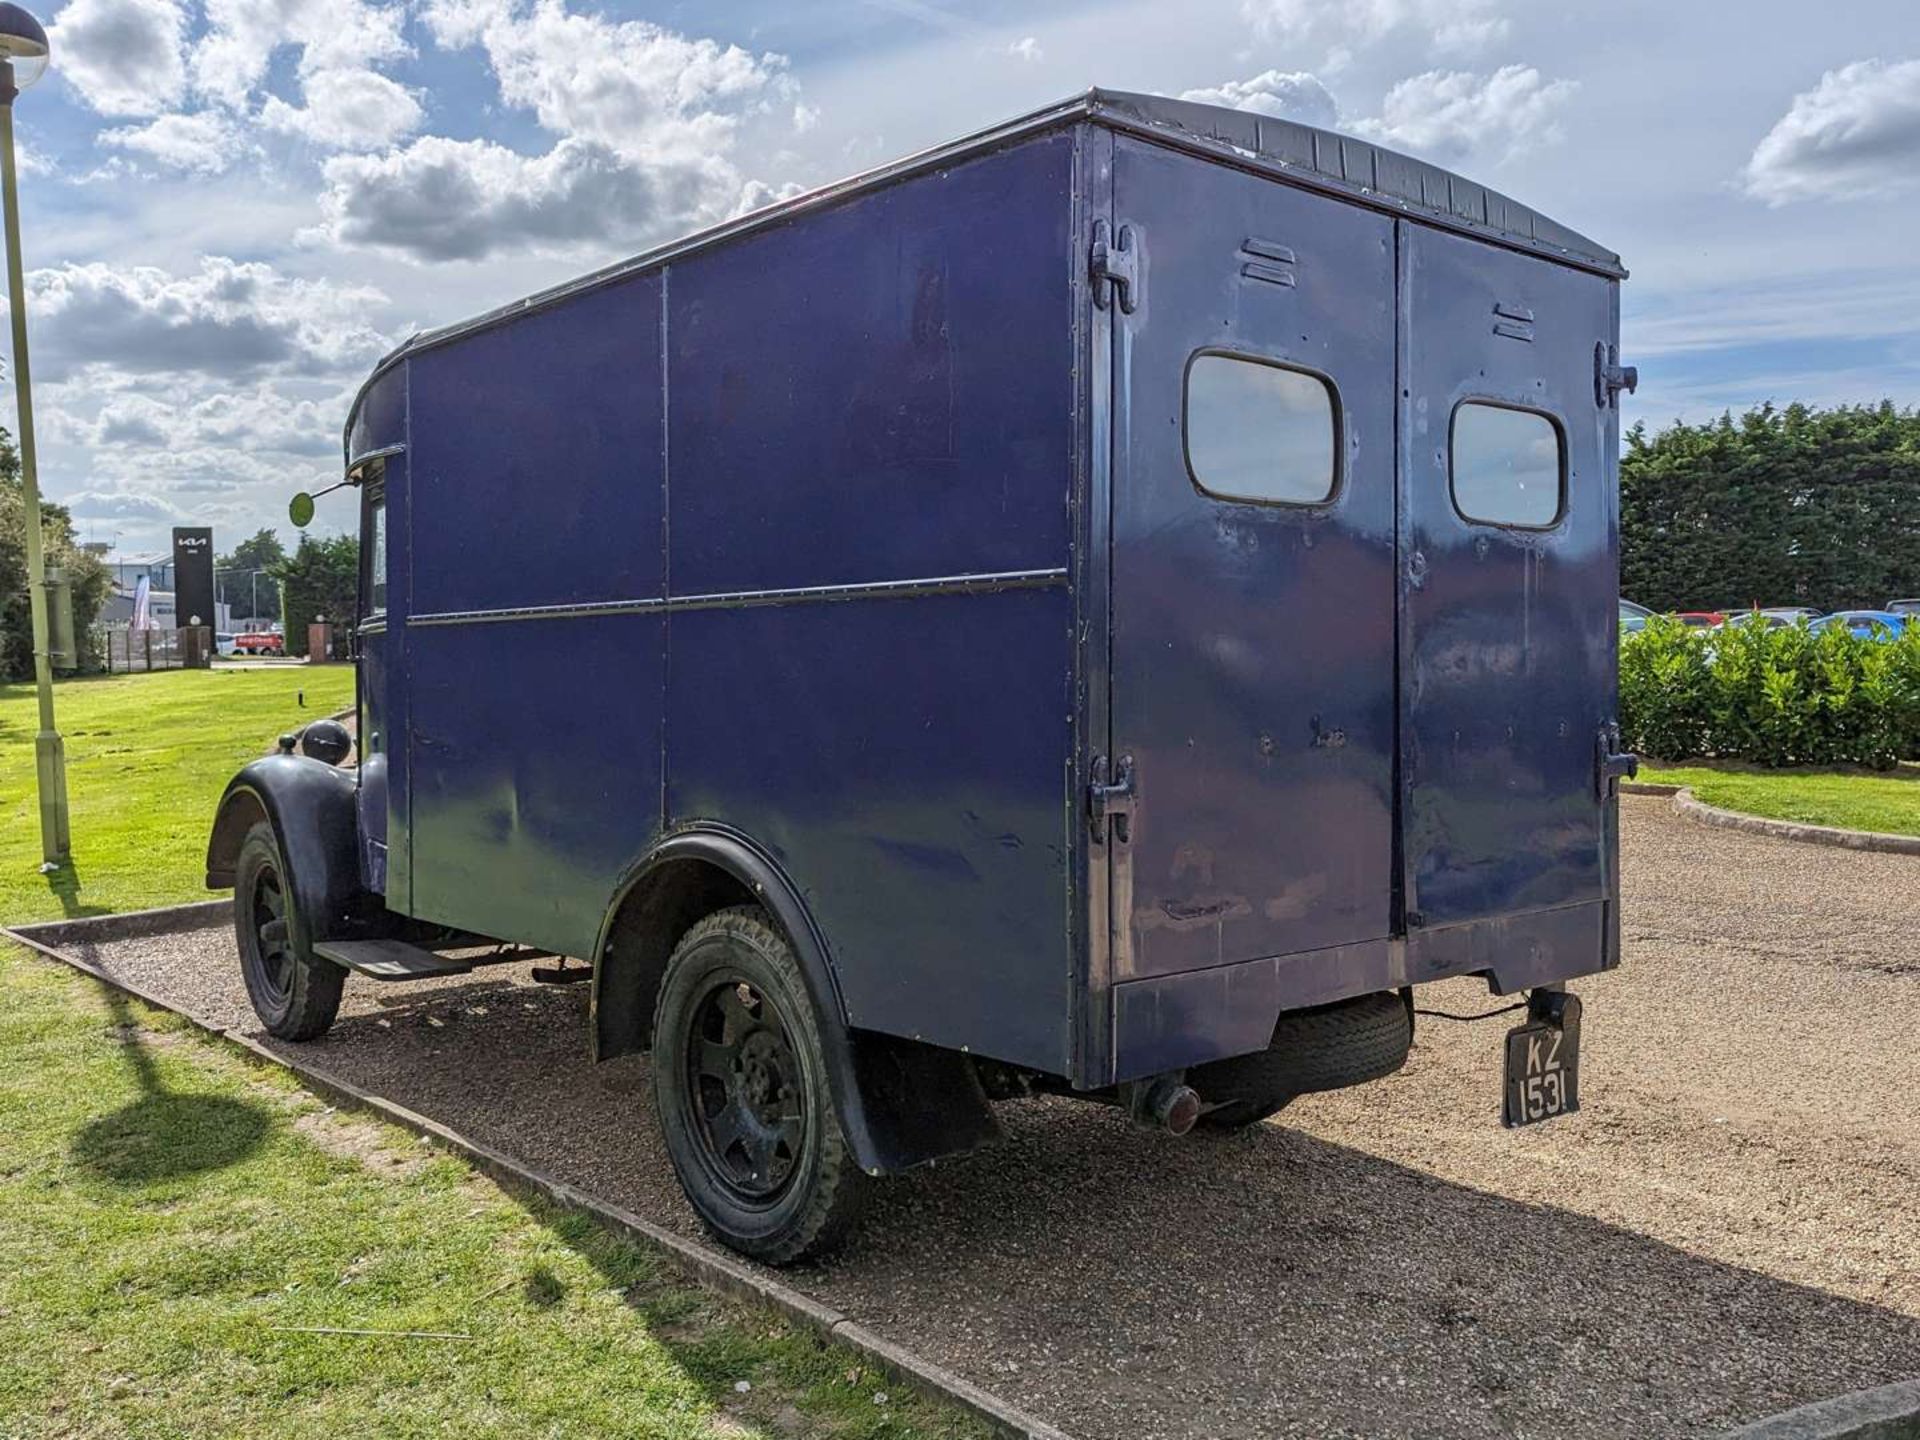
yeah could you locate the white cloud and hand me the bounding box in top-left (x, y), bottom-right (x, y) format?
top-left (316, 135), bottom-right (705, 261)
top-left (48, 0), bottom-right (188, 117)
top-left (63, 488), bottom-right (186, 522)
top-left (1741, 58), bottom-right (1920, 206)
top-left (183, 0), bottom-right (417, 154)
top-left (88, 383), bottom-right (342, 455)
top-left (1180, 70), bottom-right (1338, 129)
top-left (260, 66), bottom-right (423, 150)
top-left (318, 0), bottom-right (798, 261)
top-left (194, 0), bottom-right (410, 109)
top-left (1008, 36), bottom-right (1042, 63)
top-left (1242, 0), bottom-right (1508, 57)
top-left (423, 0), bottom-right (785, 161)
top-left (100, 111), bottom-right (248, 173)
top-left (24, 258), bottom-right (389, 380)
top-left (1351, 65), bottom-right (1577, 163)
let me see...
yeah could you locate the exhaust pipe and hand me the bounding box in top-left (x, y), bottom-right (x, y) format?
top-left (1142, 1077), bottom-right (1202, 1136)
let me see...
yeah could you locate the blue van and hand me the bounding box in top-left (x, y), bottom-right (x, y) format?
top-left (208, 90), bottom-right (1636, 1262)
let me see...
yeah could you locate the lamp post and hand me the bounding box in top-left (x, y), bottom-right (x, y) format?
top-left (0, 3), bottom-right (65, 867)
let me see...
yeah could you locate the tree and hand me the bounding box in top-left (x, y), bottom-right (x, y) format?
top-left (274, 533), bottom-right (358, 657)
top-left (1622, 401), bottom-right (1920, 612)
top-left (216, 527), bottom-right (286, 622)
top-left (0, 426), bottom-right (111, 680)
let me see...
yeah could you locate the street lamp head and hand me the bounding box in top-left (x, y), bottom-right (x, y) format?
top-left (0, 4), bottom-right (47, 89)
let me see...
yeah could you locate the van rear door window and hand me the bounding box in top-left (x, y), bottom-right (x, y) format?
top-left (1450, 402), bottom-right (1564, 528)
top-left (1183, 352), bottom-right (1338, 506)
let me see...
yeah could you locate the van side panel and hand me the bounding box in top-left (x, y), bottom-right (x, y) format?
top-left (665, 133), bottom-right (1079, 1073)
top-left (403, 275), bottom-right (666, 958)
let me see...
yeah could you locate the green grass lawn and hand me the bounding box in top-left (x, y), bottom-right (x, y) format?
top-left (1, 668), bottom-right (356, 922)
top-left (0, 671), bottom-right (986, 1439)
top-left (1642, 762), bottom-right (1920, 836)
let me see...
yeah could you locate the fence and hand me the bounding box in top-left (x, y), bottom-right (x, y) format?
top-left (100, 627), bottom-right (189, 673)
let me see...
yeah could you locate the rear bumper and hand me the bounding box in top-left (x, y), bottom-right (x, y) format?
top-left (1109, 897), bottom-right (1617, 1082)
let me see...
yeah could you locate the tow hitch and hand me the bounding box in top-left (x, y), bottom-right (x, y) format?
top-left (1503, 989), bottom-right (1581, 1128)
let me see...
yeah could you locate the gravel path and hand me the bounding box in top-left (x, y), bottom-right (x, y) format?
top-left (37, 796), bottom-right (1920, 1439)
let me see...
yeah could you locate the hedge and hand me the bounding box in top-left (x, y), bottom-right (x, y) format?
top-left (1619, 616), bottom-right (1920, 769)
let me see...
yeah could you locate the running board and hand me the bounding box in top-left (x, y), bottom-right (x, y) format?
top-left (313, 938), bottom-right (475, 981)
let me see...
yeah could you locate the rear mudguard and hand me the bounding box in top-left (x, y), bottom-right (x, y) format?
top-left (206, 755), bottom-right (380, 942)
top-left (593, 827), bottom-right (1003, 1178)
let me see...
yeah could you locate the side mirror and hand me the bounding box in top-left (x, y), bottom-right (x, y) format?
top-left (300, 719), bottom-right (353, 767)
top-left (289, 492), bottom-right (316, 528)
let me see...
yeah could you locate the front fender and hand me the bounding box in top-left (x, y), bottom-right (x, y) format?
top-left (206, 755), bottom-right (376, 942)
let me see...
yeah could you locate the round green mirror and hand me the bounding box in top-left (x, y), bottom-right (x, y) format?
top-left (289, 491), bottom-right (315, 528)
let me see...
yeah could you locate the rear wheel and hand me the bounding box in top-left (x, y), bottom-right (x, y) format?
top-left (233, 820), bottom-right (344, 1041)
top-left (651, 907), bottom-right (867, 1264)
top-left (1191, 991), bottom-right (1412, 1130)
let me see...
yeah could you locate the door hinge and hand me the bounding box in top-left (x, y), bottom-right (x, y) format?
top-left (1594, 342), bottom-right (1638, 409)
top-left (1088, 753), bottom-right (1137, 845)
top-left (1595, 722), bottom-right (1639, 798)
top-left (1090, 221), bottom-right (1139, 314)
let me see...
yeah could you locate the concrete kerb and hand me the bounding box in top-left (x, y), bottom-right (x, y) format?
top-left (1717, 1378), bottom-right (1920, 1439)
top-left (1619, 782), bottom-right (1920, 857)
top-left (0, 906), bottom-right (1075, 1440)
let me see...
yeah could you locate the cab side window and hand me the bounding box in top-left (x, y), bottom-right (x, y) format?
top-left (1451, 401), bottom-right (1564, 528)
top-left (368, 500), bottom-right (387, 615)
top-left (1184, 351), bottom-right (1339, 506)
top-left (362, 469), bottom-right (388, 618)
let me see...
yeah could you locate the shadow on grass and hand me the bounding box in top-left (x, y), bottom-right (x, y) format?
top-left (69, 987), bottom-right (271, 1185)
top-left (42, 857), bottom-right (110, 922)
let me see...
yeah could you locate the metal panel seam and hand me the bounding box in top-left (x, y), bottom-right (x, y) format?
top-left (660, 265), bottom-right (671, 837)
top-left (406, 569), bottom-right (1072, 627)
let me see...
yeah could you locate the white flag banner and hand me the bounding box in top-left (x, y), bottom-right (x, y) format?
top-left (131, 575), bottom-right (152, 630)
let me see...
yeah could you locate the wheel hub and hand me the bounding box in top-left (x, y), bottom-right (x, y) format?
top-left (687, 978), bottom-right (806, 1202)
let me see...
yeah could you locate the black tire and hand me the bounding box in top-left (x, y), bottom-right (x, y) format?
top-left (651, 906), bottom-right (868, 1264)
top-left (233, 820), bottom-right (345, 1041)
top-left (1190, 991), bottom-right (1412, 1130)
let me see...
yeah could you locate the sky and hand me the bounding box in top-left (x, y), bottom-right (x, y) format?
top-left (9, 0), bottom-right (1920, 557)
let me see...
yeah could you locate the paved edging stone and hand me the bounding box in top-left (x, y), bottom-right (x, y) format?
top-left (1717, 1377), bottom-right (1920, 1438)
top-left (1621, 782), bottom-right (1920, 856)
top-left (0, 907), bottom-right (1076, 1440)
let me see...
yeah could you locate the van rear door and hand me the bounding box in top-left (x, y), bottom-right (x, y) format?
top-left (1397, 226), bottom-right (1619, 930)
top-left (1103, 135), bottom-right (1398, 983)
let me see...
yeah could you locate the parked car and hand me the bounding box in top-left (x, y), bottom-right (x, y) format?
top-left (1621, 615), bottom-right (1647, 635)
top-left (206, 88), bottom-right (1634, 1263)
top-left (214, 632), bottom-right (240, 657)
top-left (1719, 611), bottom-right (1789, 630)
top-left (1620, 598), bottom-right (1653, 625)
top-left (234, 631), bottom-right (285, 656)
top-left (1675, 611), bottom-right (1724, 628)
top-left (1810, 610), bottom-right (1906, 640)
top-left (1759, 606), bottom-right (1823, 623)
top-left (1886, 599), bottom-right (1920, 616)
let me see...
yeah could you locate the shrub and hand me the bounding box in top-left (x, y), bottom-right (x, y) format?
top-left (1619, 617), bottom-right (1920, 769)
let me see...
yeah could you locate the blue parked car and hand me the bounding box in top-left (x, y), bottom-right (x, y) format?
top-left (1811, 610), bottom-right (1906, 640)
top-left (206, 89), bottom-right (1634, 1262)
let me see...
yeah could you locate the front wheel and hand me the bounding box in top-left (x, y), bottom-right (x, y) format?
top-left (233, 820), bottom-right (344, 1041)
top-left (651, 907), bottom-right (867, 1264)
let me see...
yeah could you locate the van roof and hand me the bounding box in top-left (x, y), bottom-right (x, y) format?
top-left (1088, 89), bottom-right (1620, 275)
top-left (349, 88), bottom-right (1621, 458)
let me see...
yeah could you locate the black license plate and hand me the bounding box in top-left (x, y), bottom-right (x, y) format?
top-left (1503, 1000), bottom-right (1580, 1128)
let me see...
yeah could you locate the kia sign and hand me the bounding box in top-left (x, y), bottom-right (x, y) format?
top-left (172, 527), bottom-right (214, 634)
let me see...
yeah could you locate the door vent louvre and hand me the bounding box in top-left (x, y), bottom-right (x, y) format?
top-left (1239, 237), bottom-right (1297, 288)
top-left (1492, 301), bottom-right (1535, 342)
